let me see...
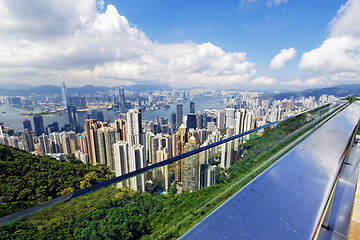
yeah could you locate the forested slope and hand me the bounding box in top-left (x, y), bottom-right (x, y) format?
top-left (0, 144), bottom-right (114, 217)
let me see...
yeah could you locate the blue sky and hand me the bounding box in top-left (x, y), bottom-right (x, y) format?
top-left (107, 0), bottom-right (347, 88)
top-left (0, 0), bottom-right (359, 90)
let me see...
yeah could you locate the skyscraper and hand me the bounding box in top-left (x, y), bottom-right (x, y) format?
top-left (85, 119), bottom-right (99, 164)
top-left (186, 113), bottom-right (197, 130)
top-left (50, 132), bottom-right (61, 153)
top-left (171, 112), bottom-right (176, 132)
top-left (127, 109), bottom-right (143, 146)
top-left (61, 82), bottom-right (68, 108)
top-left (21, 129), bottom-right (34, 152)
top-left (235, 109), bottom-right (246, 135)
top-left (217, 110), bottom-right (225, 129)
top-left (67, 105), bottom-right (78, 131)
top-left (33, 114), bottom-right (45, 136)
top-left (23, 119), bottom-right (32, 132)
top-left (39, 133), bottom-right (50, 155)
top-left (80, 96), bottom-right (87, 109)
top-left (176, 103), bottom-right (183, 129)
top-left (190, 101), bottom-right (195, 114)
top-left (118, 87), bottom-right (126, 114)
top-left (113, 141), bottom-right (129, 177)
top-left (225, 108), bottom-right (235, 128)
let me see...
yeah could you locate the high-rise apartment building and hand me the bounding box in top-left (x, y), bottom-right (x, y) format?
top-left (39, 133), bottom-right (50, 155)
top-left (50, 132), bottom-right (61, 153)
top-left (217, 110), bottom-right (225, 129)
top-left (21, 129), bottom-right (34, 152)
top-left (113, 141), bottom-right (129, 177)
top-left (235, 109), bottom-right (246, 135)
top-left (97, 126), bottom-right (116, 170)
top-left (225, 108), bottom-right (235, 128)
top-left (85, 119), bottom-right (100, 164)
top-left (127, 109), bottom-right (143, 146)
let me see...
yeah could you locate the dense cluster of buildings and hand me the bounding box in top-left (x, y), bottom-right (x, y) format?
top-left (0, 83), bottom-right (339, 192)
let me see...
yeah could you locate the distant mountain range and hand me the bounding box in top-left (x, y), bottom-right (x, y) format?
top-left (0, 83), bottom-right (173, 96)
top-left (1, 83), bottom-right (360, 98)
top-left (261, 84), bottom-right (360, 100)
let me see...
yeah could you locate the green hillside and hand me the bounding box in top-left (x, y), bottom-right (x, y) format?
top-left (0, 144), bottom-right (114, 218)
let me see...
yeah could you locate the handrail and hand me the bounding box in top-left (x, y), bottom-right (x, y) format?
top-left (0, 100), bottom-right (348, 226)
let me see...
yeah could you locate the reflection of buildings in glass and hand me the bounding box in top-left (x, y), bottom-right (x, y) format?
top-left (129, 144), bottom-right (145, 192)
top-left (200, 164), bottom-right (216, 188)
top-left (153, 148), bottom-right (171, 191)
top-left (182, 136), bottom-right (200, 192)
top-left (221, 140), bottom-right (235, 169)
top-left (113, 141), bottom-right (129, 188)
top-left (174, 124), bottom-right (188, 183)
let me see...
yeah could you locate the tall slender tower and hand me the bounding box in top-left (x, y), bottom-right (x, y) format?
top-left (118, 87), bottom-right (126, 114)
top-left (61, 82), bottom-right (68, 108)
top-left (190, 101), bottom-right (195, 114)
top-left (176, 103), bottom-right (183, 129)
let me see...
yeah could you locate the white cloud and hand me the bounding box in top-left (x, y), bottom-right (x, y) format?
top-left (270, 47), bottom-right (296, 69)
top-left (280, 76), bottom-right (331, 87)
top-left (267, 0), bottom-right (288, 7)
top-left (299, 0), bottom-right (360, 83)
top-left (0, 0), bottom-right (256, 88)
top-left (250, 76), bottom-right (277, 85)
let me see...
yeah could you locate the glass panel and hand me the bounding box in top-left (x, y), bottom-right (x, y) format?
top-left (0, 101), bottom-right (348, 239)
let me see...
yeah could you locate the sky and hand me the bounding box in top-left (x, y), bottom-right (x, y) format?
top-left (0, 0), bottom-right (359, 90)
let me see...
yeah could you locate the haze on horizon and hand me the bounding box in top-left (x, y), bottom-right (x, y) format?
top-left (0, 0), bottom-right (359, 90)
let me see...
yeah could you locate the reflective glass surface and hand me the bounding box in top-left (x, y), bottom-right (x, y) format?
top-left (0, 101), bottom-right (349, 239)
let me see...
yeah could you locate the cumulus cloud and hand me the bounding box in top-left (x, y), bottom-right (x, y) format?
top-left (270, 48), bottom-right (296, 69)
top-left (250, 76), bottom-right (277, 85)
top-left (300, 0), bottom-right (360, 83)
top-left (280, 76), bottom-right (331, 86)
top-left (0, 0), bottom-right (256, 88)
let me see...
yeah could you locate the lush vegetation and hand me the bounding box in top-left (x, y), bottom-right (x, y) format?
top-left (0, 145), bottom-right (114, 218)
top-left (0, 106), bottom-right (334, 239)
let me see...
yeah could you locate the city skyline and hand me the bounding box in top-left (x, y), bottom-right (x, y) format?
top-left (0, 0), bottom-right (359, 90)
